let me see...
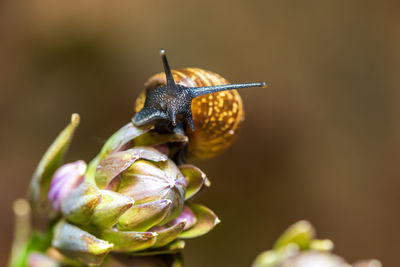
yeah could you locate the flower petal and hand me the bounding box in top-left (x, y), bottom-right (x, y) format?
top-left (282, 251), bottom-right (348, 267)
top-left (152, 220), bottom-right (186, 248)
top-left (101, 229), bottom-right (157, 252)
top-left (309, 239), bottom-right (334, 252)
top-left (353, 260), bottom-right (382, 267)
top-left (61, 182), bottom-right (102, 225)
top-left (133, 131), bottom-right (188, 148)
top-left (251, 250), bottom-right (280, 267)
top-left (117, 199), bottom-right (171, 231)
top-left (91, 190), bottom-right (134, 228)
top-left (48, 161), bottom-right (86, 212)
top-left (98, 123), bottom-right (153, 160)
top-left (118, 160), bottom-right (180, 203)
top-left (168, 205), bottom-right (197, 231)
top-left (179, 165), bottom-right (209, 200)
top-left (30, 113), bottom-right (80, 216)
top-left (160, 185), bottom-right (185, 224)
top-left (52, 220), bottom-right (113, 266)
top-left (95, 147), bottom-right (167, 189)
top-left (28, 253), bottom-right (61, 267)
top-left (273, 220), bottom-right (315, 250)
top-left (179, 204), bottom-right (219, 239)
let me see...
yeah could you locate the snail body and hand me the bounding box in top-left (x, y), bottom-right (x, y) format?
top-left (132, 50), bottom-right (265, 160)
top-left (136, 68), bottom-right (244, 159)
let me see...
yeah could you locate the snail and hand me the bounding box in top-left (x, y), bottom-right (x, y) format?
top-left (133, 49), bottom-right (266, 159)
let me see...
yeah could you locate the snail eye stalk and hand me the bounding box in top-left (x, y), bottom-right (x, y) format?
top-left (132, 49), bottom-right (266, 130)
top-left (160, 49), bottom-right (177, 93)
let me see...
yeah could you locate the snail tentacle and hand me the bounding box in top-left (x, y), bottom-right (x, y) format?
top-left (189, 82), bottom-right (266, 98)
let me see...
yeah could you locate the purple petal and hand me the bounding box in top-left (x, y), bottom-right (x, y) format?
top-left (157, 205), bottom-right (196, 231)
top-left (48, 161), bottom-right (86, 211)
top-left (173, 205), bottom-right (196, 230)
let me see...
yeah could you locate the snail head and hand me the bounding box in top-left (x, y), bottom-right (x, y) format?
top-left (132, 49), bottom-right (266, 130)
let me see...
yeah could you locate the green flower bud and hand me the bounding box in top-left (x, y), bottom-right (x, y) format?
top-left (28, 253), bottom-right (61, 267)
top-left (353, 260), bottom-right (382, 267)
top-left (48, 160), bottom-right (86, 212)
top-left (51, 139), bottom-right (217, 266)
top-left (252, 221), bottom-right (382, 267)
top-left (273, 220), bottom-right (315, 251)
top-left (279, 251), bottom-right (348, 267)
top-left (29, 117), bottom-right (218, 266)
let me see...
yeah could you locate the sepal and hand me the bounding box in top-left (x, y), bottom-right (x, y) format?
top-left (52, 220), bottom-right (113, 266)
top-left (61, 182), bottom-right (101, 225)
top-left (30, 114), bottom-right (80, 217)
top-left (179, 203), bottom-right (219, 239)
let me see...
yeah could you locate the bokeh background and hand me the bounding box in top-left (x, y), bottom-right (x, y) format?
top-left (1, 0), bottom-right (399, 266)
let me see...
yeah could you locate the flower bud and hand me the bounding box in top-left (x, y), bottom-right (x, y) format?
top-left (28, 253), bottom-right (61, 267)
top-left (280, 251), bottom-right (348, 267)
top-left (39, 121), bottom-right (219, 266)
top-left (48, 160), bottom-right (86, 211)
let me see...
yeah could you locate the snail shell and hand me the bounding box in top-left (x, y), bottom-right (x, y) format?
top-left (135, 68), bottom-right (244, 159)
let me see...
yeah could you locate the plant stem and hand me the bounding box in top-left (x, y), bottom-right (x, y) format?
top-left (8, 199), bottom-right (31, 267)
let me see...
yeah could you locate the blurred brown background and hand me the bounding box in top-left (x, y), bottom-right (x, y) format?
top-left (1, 0), bottom-right (399, 266)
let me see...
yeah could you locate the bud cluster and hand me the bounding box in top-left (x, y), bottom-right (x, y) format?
top-left (26, 115), bottom-right (218, 267)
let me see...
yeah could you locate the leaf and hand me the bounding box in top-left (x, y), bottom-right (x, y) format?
top-left (29, 113), bottom-right (80, 217)
top-left (8, 231), bottom-right (53, 267)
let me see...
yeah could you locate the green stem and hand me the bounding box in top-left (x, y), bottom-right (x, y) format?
top-left (8, 199), bottom-right (31, 267)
